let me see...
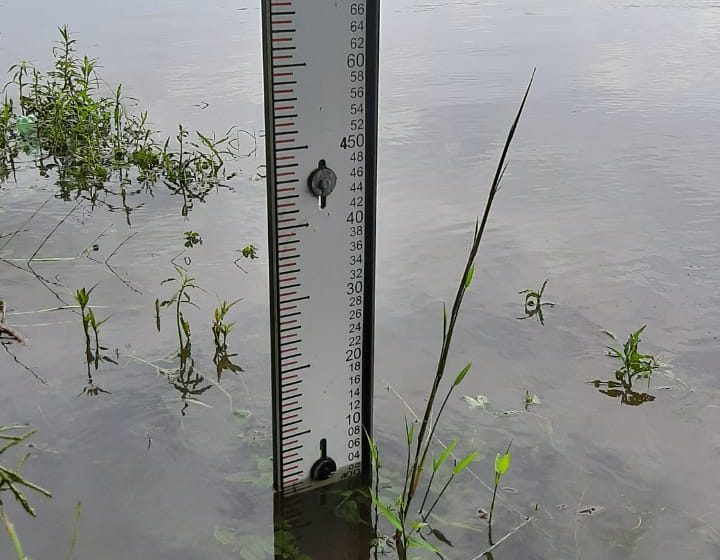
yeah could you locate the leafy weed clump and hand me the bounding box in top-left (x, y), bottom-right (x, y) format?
top-left (1, 26), bottom-right (236, 215)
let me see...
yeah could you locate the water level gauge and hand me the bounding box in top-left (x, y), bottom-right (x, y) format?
top-left (262, 0), bottom-right (380, 494)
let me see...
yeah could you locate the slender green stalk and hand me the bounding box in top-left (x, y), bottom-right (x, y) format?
top-left (373, 450), bottom-right (380, 560)
top-left (421, 474), bottom-right (454, 523)
top-left (404, 70), bottom-right (535, 521)
top-left (489, 442), bottom-right (512, 535)
top-left (1, 507), bottom-right (26, 560)
top-left (417, 466), bottom-right (437, 516)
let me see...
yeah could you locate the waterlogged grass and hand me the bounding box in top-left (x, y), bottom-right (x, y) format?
top-left (0, 26), bottom-right (238, 217)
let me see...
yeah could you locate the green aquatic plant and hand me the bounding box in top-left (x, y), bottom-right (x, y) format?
top-left (0, 26), bottom-right (236, 217)
top-left (211, 299), bottom-right (244, 379)
top-left (154, 267), bottom-right (212, 414)
top-left (489, 442), bottom-right (512, 538)
top-left (589, 326), bottom-right (660, 406)
top-left (183, 230), bottom-right (203, 249)
top-left (74, 286), bottom-right (115, 395)
top-left (606, 325), bottom-right (658, 383)
top-left (234, 243), bottom-right (259, 272)
top-left (0, 299), bottom-right (28, 345)
top-left (241, 244), bottom-right (258, 259)
top-left (369, 71), bottom-right (535, 560)
top-left (0, 425), bottom-right (52, 560)
top-left (517, 279), bottom-right (554, 325)
top-left (156, 267), bottom-right (200, 352)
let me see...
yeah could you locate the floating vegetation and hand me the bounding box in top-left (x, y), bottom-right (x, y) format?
top-left (1, 26), bottom-right (238, 218)
top-left (368, 70), bottom-right (535, 560)
top-left (234, 243), bottom-right (259, 272)
top-left (75, 286), bottom-right (116, 395)
top-left (517, 279), bottom-right (554, 325)
top-left (589, 326), bottom-right (661, 406)
top-left (183, 230), bottom-right (203, 249)
top-left (240, 244), bottom-right (258, 259)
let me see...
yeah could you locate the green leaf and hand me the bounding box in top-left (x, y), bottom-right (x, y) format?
top-left (464, 264), bottom-right (475, 288)
top-left (407, 536), bottom-right (441, 554)
top-left (181, 317), bottom-right (191, 337)
top-left (453, 362), bottom-right (472, 386)
top-left (432, 439), bottom-right (458, 473)
top-left (365, 430), bottom-right (379, 467)
top-left (410, 519), bottom-right (428, 532)
top-left (405, 417), bottom-right (414, 446)
top-left (371, 494), bottom-right (403, 533)
top-left (495, 451), bottom-right (511, 476)
top-left (452, 451), bottom-right (478, 475)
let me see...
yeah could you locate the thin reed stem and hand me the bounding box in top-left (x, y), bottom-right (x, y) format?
top-left (405, 70), bottom-right (535, 520)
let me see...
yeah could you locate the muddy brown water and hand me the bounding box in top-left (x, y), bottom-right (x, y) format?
top-left (1, 0), bottom-right (720, 558)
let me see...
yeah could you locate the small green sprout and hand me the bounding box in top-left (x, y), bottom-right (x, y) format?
top-left (489, 442), bottom-right (512, 534)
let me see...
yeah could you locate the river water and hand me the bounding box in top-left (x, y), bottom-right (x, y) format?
top-left (1, 1), bottom-right (719, 559)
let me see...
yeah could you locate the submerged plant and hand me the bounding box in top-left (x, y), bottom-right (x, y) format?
top-left (369, 71), bottom-right (535, 560)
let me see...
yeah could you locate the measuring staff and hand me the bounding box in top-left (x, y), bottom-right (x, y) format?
top-left (263, 0), bottom-right (380, 495)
